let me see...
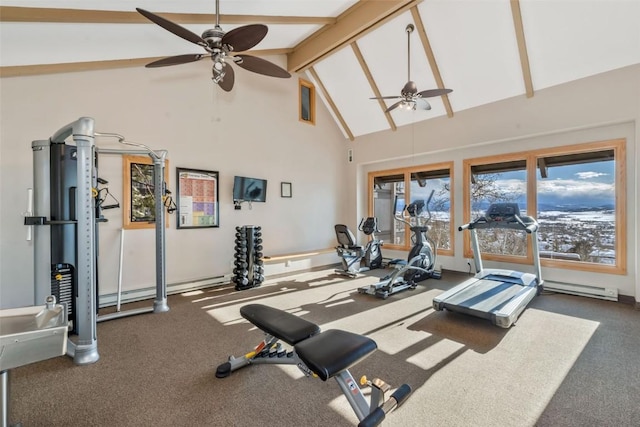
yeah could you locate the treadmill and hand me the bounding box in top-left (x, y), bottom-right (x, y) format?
top-left (433, 203), bottom-right (543, 328)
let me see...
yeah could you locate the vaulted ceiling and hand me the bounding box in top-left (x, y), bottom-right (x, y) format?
top-left (1, 0), bottom-right (639, 140)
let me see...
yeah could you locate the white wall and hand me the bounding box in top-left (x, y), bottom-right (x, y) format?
top-left (349, 64), bottom-right (640, 299)
top-left (0, 59), bottom-right (348, 308)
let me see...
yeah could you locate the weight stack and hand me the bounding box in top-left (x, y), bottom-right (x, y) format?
top-left (232, 225), bottom-right (264, 291)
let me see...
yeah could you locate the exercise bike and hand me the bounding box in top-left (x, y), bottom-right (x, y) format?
top-left (359, 190), bottom-right (441, 299)
top-left (334, 217), bottom-right (383, 278)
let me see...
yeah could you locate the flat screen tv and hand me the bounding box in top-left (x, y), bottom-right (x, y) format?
top-left (233, 176), bottom-right (267, 202)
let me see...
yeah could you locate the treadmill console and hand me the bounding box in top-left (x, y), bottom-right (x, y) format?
top-left (485, 203), bottom-right (520, 222)
top-left (406, 200), bottom-right (425, 217)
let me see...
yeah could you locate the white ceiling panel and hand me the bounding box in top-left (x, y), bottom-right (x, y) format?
top-left (313, 46), bottom-right (389, 138)
top-left (0, 22), bottom-right (320, 66)
top-left (0, 0), bottom-right (358, 16)
top-left (1, 1), bottom-right (638, 140)
top-left (520, 0), bottom-right (640, 90)
top-left (418, 0), bottom-right (524, 112)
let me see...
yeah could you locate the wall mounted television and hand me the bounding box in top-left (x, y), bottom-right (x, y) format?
top-left (233, 176), bottom-right (267, 202)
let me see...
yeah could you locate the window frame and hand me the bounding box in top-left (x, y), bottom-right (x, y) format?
top-left (462, 152), bottom-right (531, 265)
top-left (298, 78), bottom-right (316, 125)
top-left (462, 139), bottom-right (626, 274)
top-left (368, 162), bottom-right (454, 257)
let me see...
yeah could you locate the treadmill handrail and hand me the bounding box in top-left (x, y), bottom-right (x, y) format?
top-left (459, 214), bottom-right (538, 233)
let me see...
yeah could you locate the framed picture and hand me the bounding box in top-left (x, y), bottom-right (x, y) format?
top-left (176, 168), bottom-right (219, 229)
top-left (281, 182), bottom-right (292, 198)
top-left (123, 155), bottom-right (170, 230)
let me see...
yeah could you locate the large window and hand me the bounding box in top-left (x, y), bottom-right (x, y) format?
top-left (463, 139), bottom-right (626, 274)
top-left (469, 158), bottom-right (528, 259)
top-left (369, 163), bottom-right (453, 255)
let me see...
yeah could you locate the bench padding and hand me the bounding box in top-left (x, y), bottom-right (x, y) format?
top-left (240, 304), bottom-right (320, 346)
top-left (295, 329), bottom-right (377, 381)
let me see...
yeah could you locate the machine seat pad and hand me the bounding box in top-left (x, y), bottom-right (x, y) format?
top-left (295, 329), bottom-right (377, 381)
top-left (240, 304), bottom-right (320, 346)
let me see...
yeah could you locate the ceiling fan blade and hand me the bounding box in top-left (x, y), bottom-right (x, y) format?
top-left (234, 55), bottom-right (291, 78)
top-left (218, 64), bottom-right (235, 92)
top-left (415, 98), bottom-right (432, 110)
top-left (145, 54), bottom-right (207, 68)
top-left (136, 8), bottom-right (207, 47)
top-left (385, 101), bottom-right (404, 113)
top-left (416, 88), bottom-right (453, 98)
top-left (222, 24), bottom-right (268, 52)
top-left (370, 96), bottom-right (402, 100)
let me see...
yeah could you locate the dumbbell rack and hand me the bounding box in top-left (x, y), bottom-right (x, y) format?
top-left (233, 225), bottom-right (264, 290)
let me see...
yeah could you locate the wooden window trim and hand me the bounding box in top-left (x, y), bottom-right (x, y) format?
top-left (299, 78), bottom-right (316, 125)
top-left (123, 155), bottom-right (170, 230)
top-left (368, 162), bottom-right (454, 256)
top-left (462, 139), bottom-right (626, 275)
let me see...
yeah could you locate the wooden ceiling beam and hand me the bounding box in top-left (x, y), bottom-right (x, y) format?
top-left (510, 0), bottom-right (534, 98)
top-left (0, 58), bottom-right (157, 78)
top-left (0, 49), bottom-right (292, 78)
top-left (410, 6), bottom-right (454, 118)
top-left (308, 67), bottom-right (355, 141)
top-left (288, 0), bottom-right (422, 73)
top-left (0, 6), bottom-right (335, 25)
top-left (351, 41), bottom-right (397, 132)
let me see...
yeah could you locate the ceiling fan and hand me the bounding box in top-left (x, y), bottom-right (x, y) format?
top-left (136, 0), bottom-right (291, 91)
top-left (371, 24), bottom-right (452, 113)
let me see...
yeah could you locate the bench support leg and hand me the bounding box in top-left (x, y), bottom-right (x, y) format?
top-left (216, 334), bottom-right (300, 378)
top-left (334, 370), bottom-right (371, 422)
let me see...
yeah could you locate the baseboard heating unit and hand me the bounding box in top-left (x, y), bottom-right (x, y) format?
top-left (544, 281), bottom-right (618, 301)
top-left (99, 274), bottom-right (233, 308)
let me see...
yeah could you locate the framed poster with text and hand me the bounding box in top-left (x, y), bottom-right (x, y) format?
top-left (176, 168), bottom-right (219, 229)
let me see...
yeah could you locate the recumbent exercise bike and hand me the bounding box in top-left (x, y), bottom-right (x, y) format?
top-left (359, 190), bottom-right (441, 299)
top-left (334, 217), bottom-right (383, 277)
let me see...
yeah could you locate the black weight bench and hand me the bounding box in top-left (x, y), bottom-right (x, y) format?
top-left (216, 304), bottom-right (411, 427)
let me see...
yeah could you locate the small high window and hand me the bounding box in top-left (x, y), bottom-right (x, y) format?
top-left (299, 78), bottom-right (315, 125)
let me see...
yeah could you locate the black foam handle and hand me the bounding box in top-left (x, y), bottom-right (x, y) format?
top-left (357, 407), bottom-right (385, 427)
top-left (391, 383), bottom-right (412, 407)
top-left (357, 384), bottom-right (412, 427)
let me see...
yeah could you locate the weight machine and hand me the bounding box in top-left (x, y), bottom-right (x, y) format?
top-left (25, 117), bottom-right (170, 365)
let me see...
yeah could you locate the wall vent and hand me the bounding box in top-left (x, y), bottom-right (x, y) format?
top-left (544, 281), bottom-right (618, 301)
top-left (99, 274), bottom-right (233, 308)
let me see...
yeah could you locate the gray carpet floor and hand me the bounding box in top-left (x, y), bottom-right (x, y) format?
top-left (6, 268), bottom-right (640, 426)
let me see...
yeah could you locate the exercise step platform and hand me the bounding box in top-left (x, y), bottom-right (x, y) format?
top-left (240, 303), bottom-right (320, 345)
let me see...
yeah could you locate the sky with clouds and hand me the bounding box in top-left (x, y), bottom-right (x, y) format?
top-left (400, 159), bottom-right (615, 211)
top-left (486, 160), bottom-right (615, 208)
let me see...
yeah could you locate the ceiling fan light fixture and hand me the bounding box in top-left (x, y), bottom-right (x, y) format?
top-left (370, 23), bottom-right (453, 112)
top-left (403, 100), bottom-right (416, 111)
top-left (136, 0), bottom-right (291, 91)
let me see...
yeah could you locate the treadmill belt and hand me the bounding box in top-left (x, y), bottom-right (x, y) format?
top-left (442, 279), bottom-right (526, 317)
